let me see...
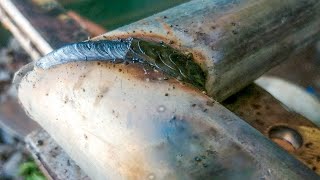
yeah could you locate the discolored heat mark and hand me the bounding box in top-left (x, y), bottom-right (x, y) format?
top-left (35, 38), bottom-right (206, 90)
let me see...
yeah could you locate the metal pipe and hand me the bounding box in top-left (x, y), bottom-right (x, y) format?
top-left (16, 61), bottom-right (319, 179)
top-left (14, 0), bottom-right (320, 179)
top-left (99, 0), bottom-right (320, 101)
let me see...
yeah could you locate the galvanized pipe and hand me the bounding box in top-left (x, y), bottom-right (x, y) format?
top-left (99, 0), bottom-right (320, 101)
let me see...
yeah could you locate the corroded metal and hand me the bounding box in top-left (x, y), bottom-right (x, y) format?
top-left (98, 0), bottom-right (320, 101)
top-left (223, 84), bottom-right (320, 175)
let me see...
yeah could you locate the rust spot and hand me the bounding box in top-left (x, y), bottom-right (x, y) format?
top-left (64, 96), bottom-right (69, 104)
top-left (208, 127), bottom-right (218, 137)
top-left (159, 20), bottom-right (174, 36)
top-left (206, 100), bottom-right (215, 106)
top-left (305, 142), bottom-right (313, 148)
top-left (251, 103), bottom-right (261, 109)
top-left (255, 119), bottom-right (265, 126)
top-left (37, 140), bottom-right (44, 146)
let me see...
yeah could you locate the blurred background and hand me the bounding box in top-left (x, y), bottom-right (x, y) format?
top-left (59, 0), bottom-right (188, 30)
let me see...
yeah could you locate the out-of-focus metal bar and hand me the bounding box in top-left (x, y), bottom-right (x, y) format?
top-left (0, 0), bottom-right (88, 60)
top-left (0, 5), bottom-right (42, 60)
top-left (100, 0), bottom-right (320, 101)
top-left (0, 0), bottom-right (52, 56)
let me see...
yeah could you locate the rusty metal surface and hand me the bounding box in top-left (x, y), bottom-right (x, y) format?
top-left (223, 84), bottom-right (320, 175)
top-left (100, 0), bottom-right (320, 101)
top-left (25, 129), bottom-right (90, 180)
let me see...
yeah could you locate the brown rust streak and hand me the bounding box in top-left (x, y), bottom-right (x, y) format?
top-left (119, 152), bottom-right (150, 180)
top-left (84, 129), bottom-right (150, 179)
top-left (115, 62), bottom-right (208, 96)
top-left (156, 17), bottom-right (174, 36)
top-left (94, 16), bottom-right (208, 67)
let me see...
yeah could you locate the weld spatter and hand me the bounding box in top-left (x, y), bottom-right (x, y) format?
top-left (35, 38), bottom-right (206, 89)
